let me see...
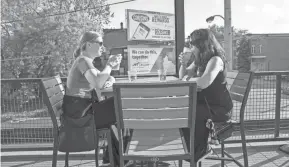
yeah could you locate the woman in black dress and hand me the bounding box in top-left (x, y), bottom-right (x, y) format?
top-left (179, 29), bottom-right (233, 162)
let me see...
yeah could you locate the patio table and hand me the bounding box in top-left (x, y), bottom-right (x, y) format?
top-left (93, 76), bottom-right (203, 166)
top-left (99, 76), bottom-right (181, 97)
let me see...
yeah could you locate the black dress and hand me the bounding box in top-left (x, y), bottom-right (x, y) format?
top-left (181, 61), bottom-right (233, 162)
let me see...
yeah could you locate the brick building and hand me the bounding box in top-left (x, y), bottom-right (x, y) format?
top-left (232, 33), bottom-right (289, 71)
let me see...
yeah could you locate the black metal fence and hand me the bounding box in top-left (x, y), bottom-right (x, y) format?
top-left (1, 71), bottom-right (288, 148)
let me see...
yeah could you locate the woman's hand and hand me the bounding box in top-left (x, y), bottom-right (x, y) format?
top-left (107, 76), bottom-right (115, 83)
top-left (179, 52), bottom-right (191, 66)
top-left (102, 76), bottom-right (115, 88)
top-left (181, 75), bottom-right (190, 81)
top-left (107, 54), bottom-right (122, 68)
top-left (103, 80), bottom-right (114, 89)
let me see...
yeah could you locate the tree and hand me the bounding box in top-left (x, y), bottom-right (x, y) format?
top-left (236, 36), bottom-right (251, 72)
top-left (208, 24), bottom-right (224, 42)
top-left (1, 0), bottom-right (113, 79)
top-left (209, 24), bottom-right (251, 71)
top-left (209, 24), bottom-right (249, 41)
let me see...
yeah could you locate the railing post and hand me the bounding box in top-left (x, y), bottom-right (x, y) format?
top-left (274, 74), bottom-right (281, 138)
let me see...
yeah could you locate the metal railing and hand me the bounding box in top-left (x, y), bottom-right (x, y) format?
top-left (228, 71), bottom-right (289, 143)
top-left (1, 71), bottom-right (289, 148)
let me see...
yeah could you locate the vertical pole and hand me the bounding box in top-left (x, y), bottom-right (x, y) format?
top-left (275, 74), bottom-right (281, 137)
top-left (175, 0), bottom-right (185, 77)
top-left (224, 0), bottom-right (233, 71)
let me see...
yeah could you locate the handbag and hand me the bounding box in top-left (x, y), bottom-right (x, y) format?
top-left (58, 110), bottom-right (97, 152)
top-left (58, 94), bottom-right (97, 152)
top-left (92, 97), bottom-right (116, 129)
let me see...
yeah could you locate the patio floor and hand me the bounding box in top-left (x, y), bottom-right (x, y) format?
top-left (2, 141), bottom-right (289, 167)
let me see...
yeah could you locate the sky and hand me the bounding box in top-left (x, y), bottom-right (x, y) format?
top-left (105, 0), bottom-right (289, 36)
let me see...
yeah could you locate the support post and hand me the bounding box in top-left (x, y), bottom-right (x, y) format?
top-left (275, 74), bottom-right (281, 137)
top-left (174, 0), bottom-right (185, 77)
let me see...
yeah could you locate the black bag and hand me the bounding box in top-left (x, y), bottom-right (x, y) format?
top-left (58, 112), bottom-right (97, 152)
top-left (59, 94), bottom-right (97, 152)
top-left (92, 97), bottom-right (116, 129)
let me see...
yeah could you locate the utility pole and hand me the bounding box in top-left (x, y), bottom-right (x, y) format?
top-left (224, 0), bottom-right (233, 71)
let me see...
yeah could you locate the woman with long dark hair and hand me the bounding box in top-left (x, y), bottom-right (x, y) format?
top-left (179, 28), bottom-right (233, 162)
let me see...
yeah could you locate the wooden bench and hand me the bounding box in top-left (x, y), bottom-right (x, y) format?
top-left (40, 75), bottom-right (108, 167)
top-left (205, 71), bottom-right (254, 167)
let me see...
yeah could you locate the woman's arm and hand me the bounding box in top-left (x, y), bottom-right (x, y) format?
top-left (79, 55), bottom-right (122, 89)
top-left (179, 64), bottom-right (187, 79)
top-left (179, 61), bottom-right (197, 80)
top-left (188, 56), bottom-right (224, 89)
top-left (84, 65), bottom-right (112, 89)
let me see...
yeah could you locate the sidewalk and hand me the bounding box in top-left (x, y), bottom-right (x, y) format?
top-left (1, 141), bottom-right (289, 167)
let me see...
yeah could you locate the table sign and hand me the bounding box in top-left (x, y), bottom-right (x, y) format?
top-left (126, 9), bottom-right (175, 41)
top-left (127, 45), bottom-right (176, 75)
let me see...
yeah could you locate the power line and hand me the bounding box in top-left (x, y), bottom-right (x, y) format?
top-left (1, 0), bottom-right (137, 24)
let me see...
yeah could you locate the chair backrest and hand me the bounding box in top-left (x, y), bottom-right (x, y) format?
top-left (41, 75), bottom-right (65, 128)
top-left (113, 81), bottom-right (197, 130)
top-left (226, 71), bottom-right (254, 120)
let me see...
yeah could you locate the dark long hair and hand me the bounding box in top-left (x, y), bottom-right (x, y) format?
top-left (189, 29), bottom-right (227, 73)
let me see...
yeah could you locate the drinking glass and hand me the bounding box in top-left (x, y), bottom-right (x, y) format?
top-left (157, 69), bottom-right (167, 81)
top-left (111, 54), bottom-right (122, 71)
top-left (127, 71), bottom-right (137, 82)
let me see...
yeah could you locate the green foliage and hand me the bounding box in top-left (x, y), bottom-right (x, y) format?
top-left (209, 24), bottom-right (251, 71)
top-left (236, 36), bottom-right (251, 72)
top-left (1, 0), bottom-right (113, 79)
top-left (209, 24), bottom-right (249, 41)
top-left (208, 24), bottom-right (224, 42)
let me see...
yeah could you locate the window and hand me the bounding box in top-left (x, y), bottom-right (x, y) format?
top-left (259, 45), bottom-right (262, 54)
top-left (251, 45), bottom-right (255, 54)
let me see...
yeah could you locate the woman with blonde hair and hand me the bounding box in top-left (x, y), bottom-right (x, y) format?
top-left (63, 31), bottom-right (126, 166)
top-left (179, 28), bottom-right (233, 162)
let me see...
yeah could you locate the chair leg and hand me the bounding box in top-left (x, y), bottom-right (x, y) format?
top-left (134, 161), bottom-right (137, 167)
top-left (221, 143), bottom-right (225, 167)
top-left (240, 125), bottom-right (249, 167)
top-left (52, 136), bottom-right (58, 167)
top-left (95, 134), bottom-right (99, 167)
top-left (189, 159), bottom-right (195, 167)
top-left (65, 152), bottom-right (69, 167)
top-left (107, 130), bottom-right (115, 167)
top-left (178, 160), bottom-right (182, 167)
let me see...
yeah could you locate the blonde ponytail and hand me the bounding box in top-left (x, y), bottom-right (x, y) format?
top-left (73, 47), bottom-right (81, 59)
top-left (73, 31), bottom-right (102, 59)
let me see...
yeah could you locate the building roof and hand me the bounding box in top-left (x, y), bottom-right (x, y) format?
top-left (247, 33), bottom-right (289, 37)
top-left (251, 56), bottom-right (266, 59)
top-left (220, 33), bottom-right (289, 43)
